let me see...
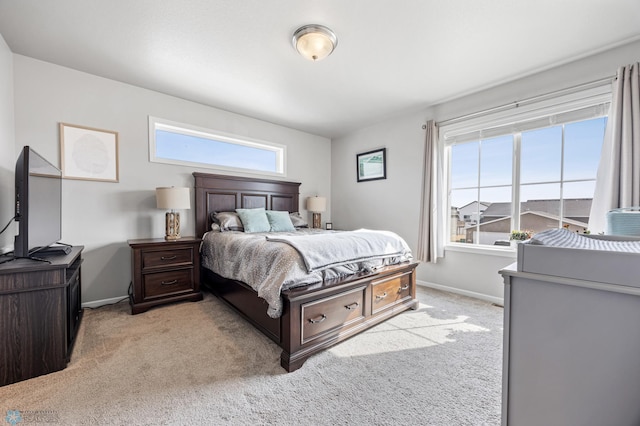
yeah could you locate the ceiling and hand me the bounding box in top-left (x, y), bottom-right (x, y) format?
top-left (1, 1), bottom-right (639, 138)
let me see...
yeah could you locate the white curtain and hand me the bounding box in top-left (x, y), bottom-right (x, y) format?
top-left (589, 63), bottom-right (640, 233)
top-left (417, 120), bottom-right (445, 263)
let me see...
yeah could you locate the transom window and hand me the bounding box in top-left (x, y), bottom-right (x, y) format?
top-left (443, 89), bottom-right (610, 248)
top-left (148, 117), bottom-right (286, 176)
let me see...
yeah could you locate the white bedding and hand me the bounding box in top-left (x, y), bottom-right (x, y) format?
top-left (265, 229), bottom-right (412, 272)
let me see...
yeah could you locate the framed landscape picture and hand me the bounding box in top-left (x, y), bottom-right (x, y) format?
top-left (357, 148), bottom-right (386, 182)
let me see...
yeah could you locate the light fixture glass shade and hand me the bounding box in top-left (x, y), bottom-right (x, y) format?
top-left (307, 196), bottom-right (327, 213)
top-left (292, 24), bottom-right (337, 61)
top-left (156, 187), bottom-right (191, 210)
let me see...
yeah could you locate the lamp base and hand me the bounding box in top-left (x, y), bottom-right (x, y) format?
top-left (312, 212), bottom-right (322, 229)
top-left (165, 211), bottom-right (182, 240)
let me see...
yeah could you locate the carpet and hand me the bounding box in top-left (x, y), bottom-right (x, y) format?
top-left (0, 287), bottom-right (503, 425)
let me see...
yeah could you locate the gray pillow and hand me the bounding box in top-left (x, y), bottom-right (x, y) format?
top-left (289, 212), bottom-right (309, 228)
top-left (211, 211), bottom-right (244, 231)
top-left (266, 210), bottom-right (296, 232)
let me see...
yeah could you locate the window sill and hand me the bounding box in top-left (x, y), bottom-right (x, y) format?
top-left (445, 243), bottom-right (518, 258)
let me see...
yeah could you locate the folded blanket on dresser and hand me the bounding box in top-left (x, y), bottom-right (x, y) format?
top-left (265, 229), bottom-right (413, 272)
top-left (530, 228), bottom-right (640, 253)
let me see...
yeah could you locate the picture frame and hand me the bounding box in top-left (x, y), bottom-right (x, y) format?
top-left (60, 123), bottom-right (119, 182)
top-left (356, 148), bottom-right (386, 182)
top-left (325, 222), bottom-right (333, 230)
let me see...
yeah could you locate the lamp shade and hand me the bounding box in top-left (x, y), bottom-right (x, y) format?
top-left (156, 187), bottom-right (190, 210)
top-left (307, 196), bottom-right (327, 213)
top-left (292, 24), bottom-right (337, 61)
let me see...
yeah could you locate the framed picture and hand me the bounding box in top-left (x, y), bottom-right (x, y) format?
top-left (60, 123), bottom-right (119, 182)
top-left (357, 148), bottom-right (386, 182)
top-left (325, 222), bottom-right (333, 230)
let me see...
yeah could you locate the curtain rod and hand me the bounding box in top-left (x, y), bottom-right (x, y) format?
top-left (432, 75), bottom-right (616, 128)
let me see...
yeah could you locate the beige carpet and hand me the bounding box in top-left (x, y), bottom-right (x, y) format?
top-left (0, 287), bottom-right (503, 425)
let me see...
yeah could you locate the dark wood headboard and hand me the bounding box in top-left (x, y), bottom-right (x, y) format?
top-left (193, 172), bottom-right (301, 237)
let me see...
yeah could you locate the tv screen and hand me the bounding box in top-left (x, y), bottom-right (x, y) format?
top-left (14, 146), bottom-right (62, 258)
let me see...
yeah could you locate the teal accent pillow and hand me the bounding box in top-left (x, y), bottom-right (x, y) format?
top-left (266, 210), bottom-right (296, 232)
top-left (235, 208), bottom-right (271, 233)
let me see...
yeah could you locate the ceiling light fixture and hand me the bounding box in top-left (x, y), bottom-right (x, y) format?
top-left (292, 24), bottom-right (337, 61)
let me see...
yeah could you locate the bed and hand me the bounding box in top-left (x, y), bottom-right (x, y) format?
top-left (194, 172), bottom-right (419, 372)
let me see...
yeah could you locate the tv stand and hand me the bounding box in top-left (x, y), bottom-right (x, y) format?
top-left (23, 255), bottom-right (52, 264)
top-left (0, 246), bottom-right (83, 386)
top-left (0, 254), bottom-right (52, 266)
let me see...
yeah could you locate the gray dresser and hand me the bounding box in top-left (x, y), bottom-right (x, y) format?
top-left (499, 242), bottom-right (640, 426)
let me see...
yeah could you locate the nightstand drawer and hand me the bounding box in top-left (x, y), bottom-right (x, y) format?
top-left (143, 269), bottom-right (194, 300)
top-left (142, 247), bottom-right (194, 270)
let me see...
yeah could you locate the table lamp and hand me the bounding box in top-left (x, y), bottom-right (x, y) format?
top-left (307, 196), bottom-right (326, 229)
top-left (156, 187), bottom-right (190, 240)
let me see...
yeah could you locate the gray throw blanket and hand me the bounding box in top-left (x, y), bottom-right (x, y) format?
top-left (530, 228), bottom-right (640, 252)
top-left (266, 229), bottom-right (413, 272)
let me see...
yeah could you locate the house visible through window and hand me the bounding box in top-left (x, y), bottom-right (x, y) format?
top-left (148, 116), bottom-right (286, 176)
top-left (444, 92), bottom-right (609, 247)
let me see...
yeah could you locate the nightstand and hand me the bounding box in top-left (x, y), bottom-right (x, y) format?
top-left (128, 236), bottom-right (203, 314)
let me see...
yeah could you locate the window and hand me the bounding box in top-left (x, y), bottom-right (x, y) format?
top-left (149, 117), bottom-right (286, 176)
top-left (443, 87), bottom-right (610, 247)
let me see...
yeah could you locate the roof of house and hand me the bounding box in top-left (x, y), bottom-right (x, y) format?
top-left (474, 210), bottom-right (589, 229)
top-left (457, 201), bottom-right (491, 211)
top-left (481, 198), bottom-right (592, 219)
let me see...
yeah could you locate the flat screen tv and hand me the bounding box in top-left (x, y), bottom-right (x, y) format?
top-left (14, 146), bottom-right (62, 258)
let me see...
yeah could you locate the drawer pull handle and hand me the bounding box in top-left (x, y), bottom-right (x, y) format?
top-left (161, 279), bottom-right (178, 286)
top-left (345, 302), bottom-right (360, 310)
top-left (161, 255), bottom-right (177, 261)
top-left (308, 314), bottom-right (327, 324)
top-left (376, 292), bottom-right (387, 300)
top-left (399, 285), bottom-right (409, 291)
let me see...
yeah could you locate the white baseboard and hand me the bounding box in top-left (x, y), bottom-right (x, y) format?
top-left (82, 283), bottom-right (503, 310)
top-left (417, 280), bottom-right (504, 306)
top-left (82, 295), bottom-right (129, 309)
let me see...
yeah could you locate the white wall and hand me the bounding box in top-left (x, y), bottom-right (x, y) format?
top-left (332, 39), bottom-right (640, 304)
top-left (331, 109), bottom-right (425, 247)
top-left (0, 35), bottom-right (14, 254)
top-left (12, 55), bottom-right (331, 304)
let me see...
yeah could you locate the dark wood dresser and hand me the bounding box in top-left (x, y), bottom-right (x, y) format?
top-left (0, 246), bottom-right (83, 386)
top-left (128, 237), bottom-right (203, 314)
